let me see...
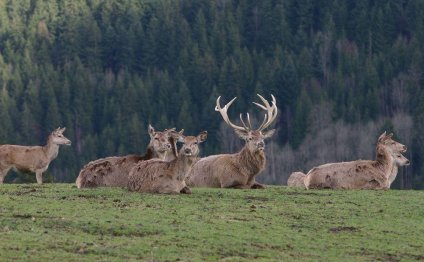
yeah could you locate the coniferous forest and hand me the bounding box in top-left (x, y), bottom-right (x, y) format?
top-left (0, 0), bottom-right (423, 188)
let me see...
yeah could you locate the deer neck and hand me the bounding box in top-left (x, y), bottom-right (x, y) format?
top-left (388, 165), bottom-right (399, 186)
top-left (173, 152), bottom-right (197, 181)
top-left (238, 145), bottom-right (266, 178)
top-left (374, 145), bottom-right (395, 180)
top-left (43, 137), bottom-right (60, 161)
top-left (143, 145), bottom-right (158, 159)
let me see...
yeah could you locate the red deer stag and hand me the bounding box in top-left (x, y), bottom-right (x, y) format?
top-left (0, 127), bottom-right (71, 184)
top-left (301, 132), bottom-right (409, 189)
top-left (186, 94), bottom-right (277, 189)
top-left (76, 125), bottom-right (178, 188)
top-left (128, 130), bottom-right (207, 194)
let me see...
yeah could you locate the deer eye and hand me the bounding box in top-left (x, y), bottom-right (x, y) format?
top-left (248, 137), bottom-right (253, 141)
top-left (194, 142), bottom-right (198, 145)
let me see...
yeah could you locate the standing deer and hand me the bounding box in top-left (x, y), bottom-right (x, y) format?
top-left (301, 132), bottom-right (409, 189)
top-left (186, 94), bottom-right (277, 189)
top-left (128, 130), bottom-right (207, 194)
top-left (76, 125), bottom-right (179, 188)
top-left (0, 127), bottom-right (71, 184)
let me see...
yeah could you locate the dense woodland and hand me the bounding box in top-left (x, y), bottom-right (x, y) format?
top-left (0, 0), bottom-right (423, 188)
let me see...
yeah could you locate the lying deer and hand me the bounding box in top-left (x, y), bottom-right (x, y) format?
top-left (186, 94), bottom-right (277, 189)
top-left (0, 127), bottom-right (71, 184)
top-left (301, 132), bottom-right (409, 189)
top-left (287, 172), bottom-right (306, 188)
top-left (127, 130), bottom-right (207, 194)
top-left (76, 125), bottom-right (178, 188)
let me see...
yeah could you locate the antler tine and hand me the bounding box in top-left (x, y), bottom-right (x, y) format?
top-left (246, 113), bottom-right (253, 130)
top-left (253, 94), bottom-right (278, 131)
top-left (239, 113), bottom-right (250, 130)
top-left (215, 96), bottom-right (246, 131)
top-left (257, 113), bottom-right (268, 131)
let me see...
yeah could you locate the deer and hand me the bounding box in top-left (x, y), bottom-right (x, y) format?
top-left (127, 130), bottom-right (207, 194)
top-left (186, 94), bottom-right (277, 189)
top-left (76, 125), bottom-right (179, 188)
top-left (287, 172), bottom-right (307, 188)
top-left (301, 132), bottom-right (409, 190)
top-left (0, 127), bottom-right (71, 184)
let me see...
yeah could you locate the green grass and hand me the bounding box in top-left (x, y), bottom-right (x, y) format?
top-left (0, 184), bottom-right (423, 261)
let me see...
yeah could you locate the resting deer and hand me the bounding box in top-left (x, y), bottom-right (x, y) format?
top-left (76, 125), bottom-right (178, 188)
top-left (287, 172), bottom-right (307, 188)
top-left (0, 127), bottom-right (71, 184)
top-left (128, 130), bottom-right (207, 194)
top-left (186, 94), bottom-right (277, 189)
top-left (301, 132), bottom-right (409, 189)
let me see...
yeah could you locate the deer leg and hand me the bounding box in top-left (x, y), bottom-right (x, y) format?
top-left (0, 172), bottom-right (5, 184)
top-left (180, 186), bottom-right (192, 194)
top-left (35, 171), bottom-right (43, 184)
top-left (251, 183), bottom-right (266, 189)
top-left (247, 178), bottom-right (266, 189)
top-left (229, 184), bottom-right (252, 189)
top-left (0, 168), bottom-right (11, 184)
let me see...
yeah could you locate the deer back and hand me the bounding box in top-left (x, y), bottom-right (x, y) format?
top-left (76, 126), bottom-right (177, 188)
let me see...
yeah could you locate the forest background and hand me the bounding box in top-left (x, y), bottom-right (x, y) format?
top-left (0, 0), bottom-right (423, 188)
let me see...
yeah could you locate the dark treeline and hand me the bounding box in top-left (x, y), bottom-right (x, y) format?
top-left (0, 0), bottom-right (423, 188)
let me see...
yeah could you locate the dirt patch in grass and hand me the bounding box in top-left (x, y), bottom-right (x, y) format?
top-left (12, 214), bottom-right (33, 219)
top-left (329, 226), bottom-right (358, 233)
top-left (282, 191), bottom-right (334, 196)
top-left (245, 196), bottom-right (269, 201)
top-left (13, 188), bottom-right (37, 195)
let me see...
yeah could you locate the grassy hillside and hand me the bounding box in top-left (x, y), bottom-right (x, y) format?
top-left (0, 184), bottom-right (423, 261)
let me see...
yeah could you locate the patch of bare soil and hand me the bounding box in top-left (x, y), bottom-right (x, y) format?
top-left (244, 196), bottom-right (269, 201)
top-left (14, 188), bottom-right (37, 195)
top-left (12, 214), bottom-right (32, 219)
top-left (329, 226), bottom-right (358, 233)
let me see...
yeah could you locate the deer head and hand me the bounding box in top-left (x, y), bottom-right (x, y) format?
top-left (172, 131), bottom-right (208, 157)
top-left (377, 131), bottom-right (407, 153)
top-left (51, 127), bottom-right (71, 145)
top-left (215, 94), bottom-right (277, 153)
top-left (148, 125), bottom-right (176, 153)
top-left (393, 152), bottom-right (410, 166)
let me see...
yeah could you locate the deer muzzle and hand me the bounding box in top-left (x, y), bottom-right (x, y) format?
top-left (257, 141), bottom-right (265, 150)
top-left (184, 148), bottom-right (192, 156)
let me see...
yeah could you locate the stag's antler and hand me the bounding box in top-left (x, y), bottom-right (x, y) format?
top-left (215, 96), bottom-right (247, 131)
top-left (216, 94), bottom-right (278, 132)
top-left (253, 94), bottom-right (278, 131)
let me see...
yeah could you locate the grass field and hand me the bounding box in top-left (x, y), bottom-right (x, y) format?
top-left (0, 184), bottom-right (423, 261)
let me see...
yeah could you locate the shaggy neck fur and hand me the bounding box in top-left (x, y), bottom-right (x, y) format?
top-left (374, 144), bottom-right (395, 181)
top-left (43, 136), bottom-right (60, 161)
top-left (237, 145), bottom-right (266, 178)
top-left (173, 149), bottom-right (197, 181)
top-left (142, 146), bottom-right (156, 160)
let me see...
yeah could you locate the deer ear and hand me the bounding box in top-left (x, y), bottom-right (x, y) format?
top-left (378, 131), bottom-right (387, 142)
top-left (387, 133), bottom-right (394, 139)
top-left (60, 127), bottom-right (66, 133)
top-left (234, 129), bottom-right (249, 140)
top-left (197, 131), bottom-right (208, 143)
top-left (148, 124), bottom-right (155, 138)
top-left (262, 129), bottom-right (276, 139)
top-left (177, 135), bottom-right (185, 143)
top-left (169, 131), bottom-right (184, 142)
top-left (164, 127), bottom-right (176, 132)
